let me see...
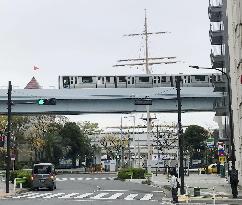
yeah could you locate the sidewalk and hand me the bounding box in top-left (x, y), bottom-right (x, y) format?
top-left (0, 179), bottom-right (15, 198)
top-left (151, 173), bottom-right (242, 201)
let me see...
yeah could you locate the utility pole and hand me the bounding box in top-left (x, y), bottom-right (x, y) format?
top-left (156, 125), bottom-right (160, 176)
top-left (176, 76), bottom-right (185, 195)
top-left (120, 117), bottom-right (124, 168)
top-left (6, 81), bottom-right (12, 193)
top-left (128, 131), bottom-right (131, 167)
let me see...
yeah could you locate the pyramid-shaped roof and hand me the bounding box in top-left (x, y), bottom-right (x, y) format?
top-left (24, 77), bottom-right (41, 89)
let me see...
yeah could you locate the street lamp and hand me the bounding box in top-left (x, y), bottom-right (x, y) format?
top-left (189, 65), bottom-right (238, 197)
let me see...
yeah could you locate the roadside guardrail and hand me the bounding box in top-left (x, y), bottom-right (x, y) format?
top-left (14, 177), bottom-right (27, 191)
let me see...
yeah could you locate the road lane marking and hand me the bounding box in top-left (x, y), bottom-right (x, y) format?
top-left (90, 193), bottom-right (109, 199)
top-left (73, 193), bottom-right (93, 199)
top-left (58, 193), bottom-right (79, 198)
top-left (69, 178), bottom-right (76, 180)
top-left (106, 193), bottom-right (124, 199)
top-left (11, 192), bottom-right (39, 198)
top-left (56, 177), bottom-right (68, 181)
top-left (140, 193), bottom-right (153, 200)
top-left (77, 177), bottom-right (83, 180)
top-left (85, 177), bottom-right (92, 180)
top-left (43, 193), bottom-right (66, 198)
top-left (101, 190), bottom-right (128, 192)
top-left (28, 193), bottom-right (53, 198)
top-left (124, 193), bottom-right (138, 200)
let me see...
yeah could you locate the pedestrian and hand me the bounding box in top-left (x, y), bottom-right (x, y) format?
top-left (216, 161), bottom-right (220, 175)
top-left (170, 169), bottom-right (179, 203)
top-left (230, 167), bottom-right (239, 198)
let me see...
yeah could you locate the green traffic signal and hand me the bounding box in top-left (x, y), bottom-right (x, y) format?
top-left (37, 99), bottom-right (45, 105)
top-left (37, 98), bottom-right (56, 105)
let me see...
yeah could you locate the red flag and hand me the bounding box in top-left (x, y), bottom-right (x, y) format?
top-left (33, 66), bottom-right (39, 70)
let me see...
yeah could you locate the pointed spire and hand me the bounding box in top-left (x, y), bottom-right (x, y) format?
top-left (24, 77), bottom-right (41, 89)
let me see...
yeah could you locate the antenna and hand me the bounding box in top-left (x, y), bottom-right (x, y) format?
top-left (113, 9), bottom-right (181, 74)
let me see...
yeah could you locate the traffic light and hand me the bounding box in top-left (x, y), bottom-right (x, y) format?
top-left (37, 98), bottom-right (56, 105)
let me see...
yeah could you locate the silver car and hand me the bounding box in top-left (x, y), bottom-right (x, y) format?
top-left (31, 163), bottom-right (56, 191)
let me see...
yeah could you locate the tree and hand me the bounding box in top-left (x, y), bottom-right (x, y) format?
top-left (183, 125), bottom-right (209, 164)
top-left (99, 133), bottom-right (129, 168)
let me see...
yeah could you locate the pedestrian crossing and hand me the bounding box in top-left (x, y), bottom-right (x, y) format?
top-left (4, 191), bottom-right (170, 202)
top-left (56, 177), bottom-right (115, 181)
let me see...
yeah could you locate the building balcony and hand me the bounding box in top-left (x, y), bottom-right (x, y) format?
top-left (208, 0), bottom-right (223, 22)
top-left (209, 29), bottom-right (224, 45)
top-left (210, 52), bottom-right (225, 68)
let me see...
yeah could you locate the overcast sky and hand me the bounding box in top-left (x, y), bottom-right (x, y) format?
top-left (0, 0), bottom-right (219, 129)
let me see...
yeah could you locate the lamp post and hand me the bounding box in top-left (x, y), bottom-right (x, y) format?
top-left (189, 65), bottom-right (238, 197)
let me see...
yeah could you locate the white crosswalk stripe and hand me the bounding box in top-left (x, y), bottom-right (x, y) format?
top-left (11, 192), bottom-right (39, 199)
top-left (73, 193), bottom-right (93, 199)
top-left (140, 193), bottom-right (153, 200)
top-left (90, 192), bottom-right (109, 199)
top-left (124, 193), bottom-right (138, 200)
top-left (5, 191), bottom-right (161, 201)
top-left (58, 193), bottom-right (79, 198)
top-left (28, 193), bottom-right (53, 198)
top-left (43, 193), bottom-right (66, 198)
top-left (56, 177), bottom-right (114, 181)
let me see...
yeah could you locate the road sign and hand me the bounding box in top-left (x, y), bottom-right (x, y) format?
top-left (134, 98), bottom-right (152, 105)
top-left (206, 137), bottom-right (214, 147)
top-left (219, 156), bottom-right (226, 164)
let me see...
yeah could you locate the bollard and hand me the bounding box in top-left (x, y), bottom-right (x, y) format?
top-left (212, 186), bottom-right (216, 205)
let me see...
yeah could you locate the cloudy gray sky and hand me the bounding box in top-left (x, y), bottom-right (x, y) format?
top-left (0, 0), bottom-right (219, 129)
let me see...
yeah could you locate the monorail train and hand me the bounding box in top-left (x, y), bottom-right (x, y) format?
top-left (58, 74), bottom-right (222, 89)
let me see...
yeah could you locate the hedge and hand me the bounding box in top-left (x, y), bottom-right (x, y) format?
top-left (10, 169), bottom-right (32, 188)
top-left (117, 168), bottom-right (145, 180)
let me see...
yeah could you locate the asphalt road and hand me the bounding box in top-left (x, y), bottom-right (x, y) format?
top-left (1, 173), bottom-right (171, 205)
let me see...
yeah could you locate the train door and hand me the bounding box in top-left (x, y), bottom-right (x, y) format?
top-left (97, 77), bottom-right (105, 88)
top-left (183, 75), bottom-right (191, 87)
top-left (153, 76), bottom-right (160, 87)
top-left (62, 76), bottom-right (70, 88)
top-left (69, 76), bottom-right (77, 88)
top-left (127, 76), bottom-right (135, 88)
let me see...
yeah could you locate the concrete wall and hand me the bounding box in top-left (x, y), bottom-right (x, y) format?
top-left (227, 0), bottom-right (242, 184)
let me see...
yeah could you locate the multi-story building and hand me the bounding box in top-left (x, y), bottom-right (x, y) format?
top-left (89, 127), bottom-right (179, 171)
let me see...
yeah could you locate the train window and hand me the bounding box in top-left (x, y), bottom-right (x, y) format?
top-left (119, 76), bottom-right (126, 82)
top-left (194, 75), bottom-right (206, 81)
top-left (139, 77), bottom-right (149, 82)
top-left (132, 77), bottom-right (134, 84)
top-left (82, 76), bottom-right (93, 83)
top-left (161, 76), bottom-right (166, 82)
top-left (63, 77), bottom-right (70, 88)
top-left (106, 77), bottom-right (110, 83)
top-left (75, 77), bottom-right (77, 84)
top-left (158, 76), bottom-right (160, 83)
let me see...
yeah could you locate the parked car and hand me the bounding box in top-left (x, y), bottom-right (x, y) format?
top-left (200, 163), bottom-right (218, 174)
top-left (31, 163), bottom-right (56, 191)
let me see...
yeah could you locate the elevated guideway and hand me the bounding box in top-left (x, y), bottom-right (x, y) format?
top-left (0, 87), bottom-right (223, 114)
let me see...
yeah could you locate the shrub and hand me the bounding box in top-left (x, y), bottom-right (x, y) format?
top-left (10, 169), bottom-right (32, 188)
top-left (117, 168), bottom-right (145, 180)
